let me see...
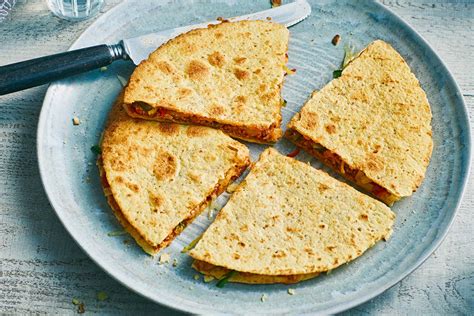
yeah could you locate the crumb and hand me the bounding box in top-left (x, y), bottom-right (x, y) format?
top-left (271, 0), bottom-right (281, 7)
top-left (331, 34), bottom-right (341, 46)
top-left (100, 66), bottom-right (107, 72)
top-left (266, 16), bottom-right (271, 20)
top-left (287, 288), bottom-right (295, 295)
top-left (159, 253), bottom-right (171, 264)
top-left (77, 302), bottom-right (85, 314)
top-left (72, 298), bottom-right (80, 305)
top-left (261, 294), bottom-right (267, 302)
top-left (172, 258), bottom-right (178, 267)
top-left (194, 274), bottom-right (201, 280)
top-left (72, 117), bottom-right (80, 125)
top-left (203, 275), bottom-right (215, 283)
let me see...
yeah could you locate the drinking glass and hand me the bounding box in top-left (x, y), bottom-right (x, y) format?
top-left (46, 0), bottom-right (104, 21)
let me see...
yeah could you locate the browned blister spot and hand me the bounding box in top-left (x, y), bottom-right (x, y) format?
top-left (154, 151), bottom-right (177, 181)
top-left (301, 111), bottom-right (318, 129)
top-left (233, 57), bottom-right (247, 64)
top-left (304, 248), bottom-right (315, 255)
top-left (177, 88), bottom-right (192, 99)
top-left (214, 32), bottom-right (223, 39)
top-left (156, 61), bottom-right (174, 74)
top-left (359, 214), bottom-right (369, 221)
top-left (272, 250), bottom-right (286, 258)
top-left (234, 68), bottom-right (250, 80)
top-left (186, 60), bottom-right (209, 80)
top-left (208, 51), bottom-right (225, 68)
top-left (233, 253), bottom-right (241, 260)
top-left (157, 123), bottom-right (179, 135)
top-left (126, 182), bottom-right (140, 193)
top-left (186, 125), bottom-right (209, 137)
top-left (209, 104), bottom-right (225, 115)
top-left (325, 124), bottom-right (336, 134)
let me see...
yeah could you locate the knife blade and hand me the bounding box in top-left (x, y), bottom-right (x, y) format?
top-left (0, 0), bottom-right (311, 95)
top-left (123, 0), bottom-right (311, 65)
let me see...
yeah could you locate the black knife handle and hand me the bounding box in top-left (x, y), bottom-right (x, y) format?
top-left (0, 43), bottom-right (128, 95)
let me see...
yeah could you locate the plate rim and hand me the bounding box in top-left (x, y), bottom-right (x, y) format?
top-left (36, 0), bottom-right (472, 314)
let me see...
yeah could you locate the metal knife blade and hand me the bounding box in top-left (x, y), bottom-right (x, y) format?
top-left (122, 0), bottom-right (311, 65)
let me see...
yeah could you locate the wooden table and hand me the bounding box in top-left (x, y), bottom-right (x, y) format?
top-left (1, 1), bottom-right (472, 314)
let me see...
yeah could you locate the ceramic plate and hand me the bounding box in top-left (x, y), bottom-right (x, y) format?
top-left (37, 0), bottom-right (471, 314)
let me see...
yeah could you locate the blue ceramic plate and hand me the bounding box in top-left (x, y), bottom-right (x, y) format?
top-left (37, 0), bottom-right (471, 314)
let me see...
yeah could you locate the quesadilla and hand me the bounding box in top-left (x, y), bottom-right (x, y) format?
top-left (286, 40), bottom-right (433, 205)
top-left (189, 148), bottom-right (395, 284)
top-left (123, 20), bottom-right (290, 143)
top-left (98, 93), bottom-right (250, 255)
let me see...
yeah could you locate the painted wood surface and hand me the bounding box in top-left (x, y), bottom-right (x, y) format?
top-left (0, 1), bottom-right (472, 314)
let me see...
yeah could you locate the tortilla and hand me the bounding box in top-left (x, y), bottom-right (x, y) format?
top-left (189, 148), bottom-right (395, 284)
top-left (123, 20), bottom-right (289, 143)
top-left (99, 93), bottom-right (250, 255)
top-left (286, 40), bottom-right (433, 205)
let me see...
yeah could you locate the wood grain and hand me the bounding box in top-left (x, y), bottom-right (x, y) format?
top-left (0, 1), bottom-right (472, 314)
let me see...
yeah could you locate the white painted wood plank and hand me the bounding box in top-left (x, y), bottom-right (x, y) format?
top-left (0, 0), bottom-right (472, 314)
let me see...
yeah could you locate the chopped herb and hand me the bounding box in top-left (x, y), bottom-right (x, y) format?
top-left (107, 230), bottom-right (127, 237)
top-left (216, 270), bottom-right (238, 288)
top-left (333, 69), bottom-right (343, 78)
top-left (182, 234), bottom-right (203, 253)
top-left (100, 66), bottom-right (108, 72)
top-left (333, 44), bottom-right (356, 79)
top-left (97, 291), bottom-right (108, 301)
top-left (193, 274), bottom-right (201, 280)
top-left (72, 298), bottom-right (80, 305)
top-left (203, 275), bottom-right (215, 283)
top-left (135, 101), bottom-right (154, 112)
top-left (90, 145), bottom-right (102, 155)
top-left (281, 99), bottom-right (287, 107)
top-left (172, 258), bottom-right (178, 267)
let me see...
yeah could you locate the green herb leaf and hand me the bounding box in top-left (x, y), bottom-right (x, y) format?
top-left (107, 230), bottom-right (127, 237)
top-left (72, 298), bottom-right (80, 305)
top-left (282, 99), bottom-right (287, 107)
top-left (181, 234), bottom-right (203, 253)
top-left (90, 145), bottom-right (102, 155)
top-left (97, 291), bottom-right (108, 301)
top-left (135, 101), bottom-right (154, 112)
top-left (216, 270), bottom-right (238, 288)
top-left (333, 70), bottom-right (343, 78)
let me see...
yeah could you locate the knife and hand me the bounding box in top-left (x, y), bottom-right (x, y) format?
top-left (0, 0), bottom-right (311, 96)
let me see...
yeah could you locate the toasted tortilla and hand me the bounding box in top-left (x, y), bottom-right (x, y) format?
top-left (286, 40), bottom-right (433, 205)
top-left (189, 148), bottom-right (395, 283)
top-left (99, 93), bottom-right (250, 255)
top-left (123, 20), bottom-right (289, 143)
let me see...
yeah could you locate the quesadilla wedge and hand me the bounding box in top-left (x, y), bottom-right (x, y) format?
top-left (189, 148), bottom-right (395, 284)
top-left (286, 40), bottom-right (433, 205)
top-left (123, 20), bottom-right (289, 143)
top-left (98, 93), bottom-right (250, 255)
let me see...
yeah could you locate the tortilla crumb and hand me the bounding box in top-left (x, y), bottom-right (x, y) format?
top-left (261, 294), bottom-right (268, 302)
top-left (72, 117), bottom-right (80, 125)
top-left (193, 274), bottom-right (201, 280)
top-left (159, 253), bottom-right (171, 264)
top-left (77, 302), bottom-right (85, 314)
top-left (271, 0), bottom-right (281, 7)
top-left (203, 275), bottom-right (215, 283)
top-left (332, 34), bottom-right (341, 46)
top-left (287, 288), bottom-right (296, 295)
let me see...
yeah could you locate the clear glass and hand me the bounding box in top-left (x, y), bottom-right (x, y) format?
top-left (46, 0), bottom-right (104, 21)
